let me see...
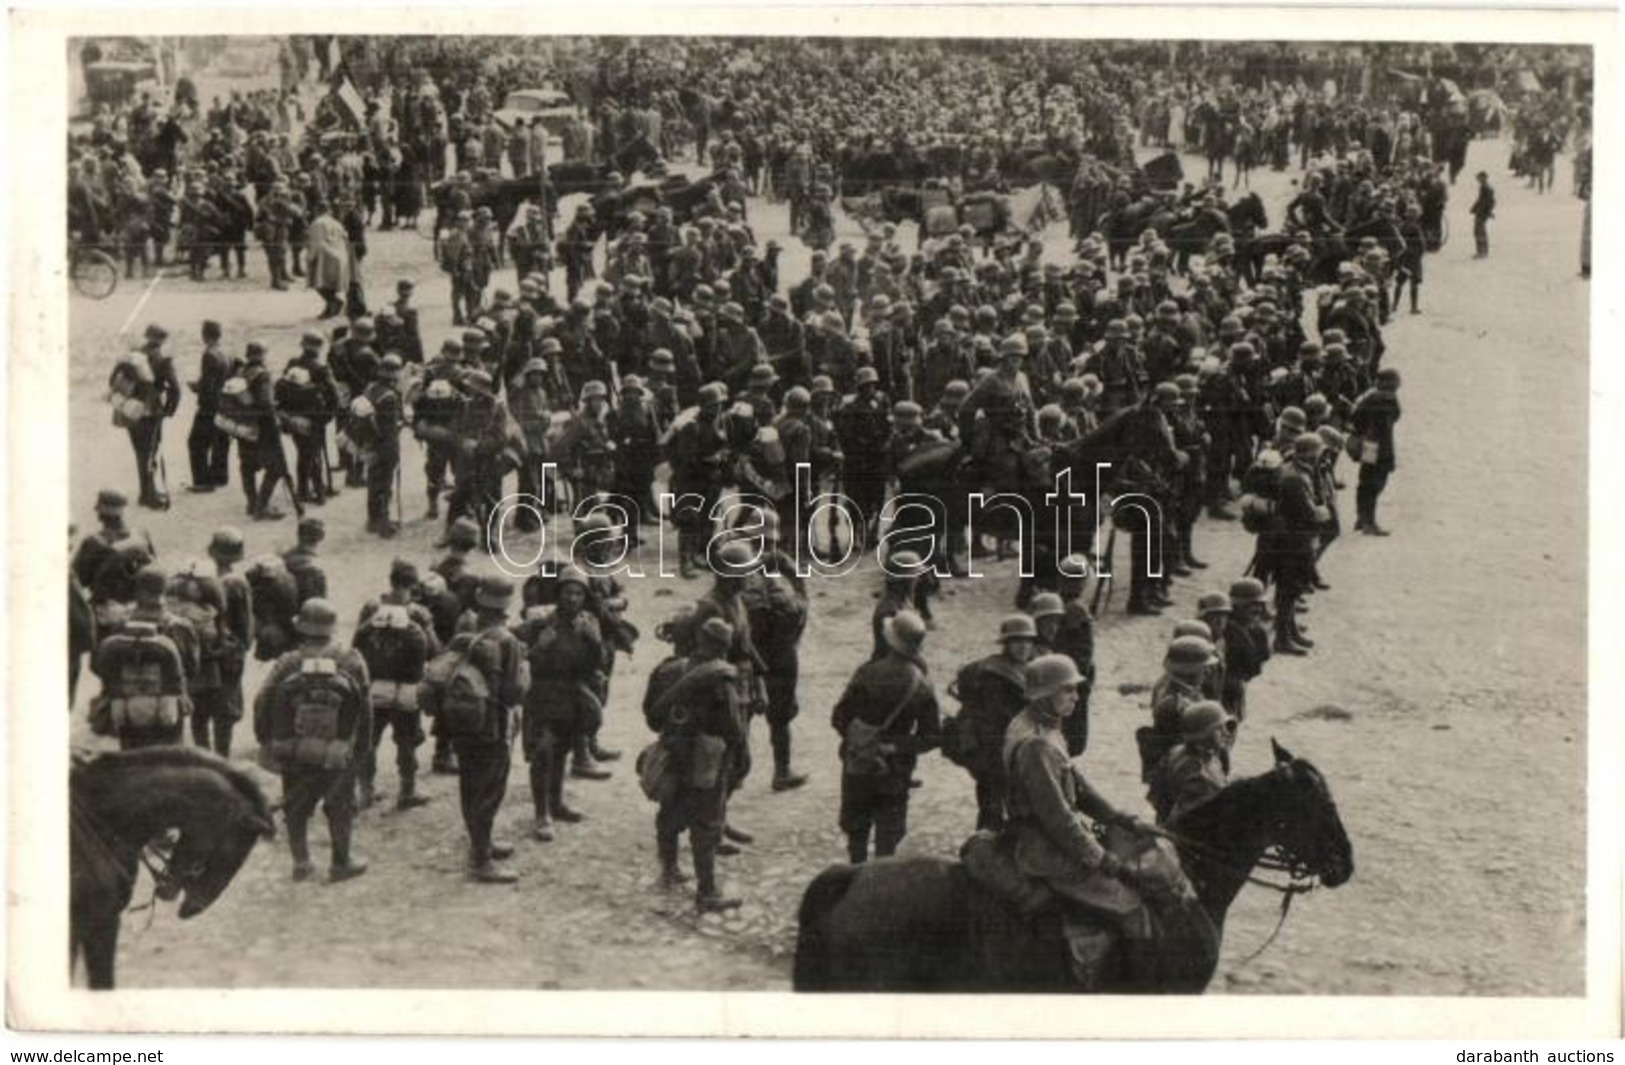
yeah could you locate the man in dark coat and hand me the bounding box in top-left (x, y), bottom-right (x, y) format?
top-left (186, 320), bottom-right (234, 492)
top-left (832, 610), bottom-right (940, 864)
top-left (1349, 367), bottom-right (1402, 536)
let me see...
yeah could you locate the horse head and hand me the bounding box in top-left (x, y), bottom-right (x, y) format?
top-left (164, 753), bottom-right (277, 919)
top-left (1264, 738), bottom-right (1355, 889)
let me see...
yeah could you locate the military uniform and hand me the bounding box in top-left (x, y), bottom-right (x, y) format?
top-left (516, 594), bottom-right (603, 837)
top-left (447, 605), bottom-right (527, 878)
top-left (955, 652), bottom-right (1028, 831)
top-left (831, 647), bottom-right (939, 862)
top-left (186, 333), bottom-right (235, 490)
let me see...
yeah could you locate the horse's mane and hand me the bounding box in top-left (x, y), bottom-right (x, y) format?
top-left (1167, 760), bottom-right (1288, 841)
top-left (74, 747), bottom-right (274, 824)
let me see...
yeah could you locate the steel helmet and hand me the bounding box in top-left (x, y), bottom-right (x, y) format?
top-left (1025, 653), bottom-right (1084, 702)
top-left (1173, 619), bottom-right (1212, 641)
top-left (998, 613), bottom-right (1039, 643)
top-left (1028, 592), bottom-right (1064, 619)
top-left (1180, 700), bottom-right (1235, 744)
top-left (1167, 634), bottom-right (1219, 671)
top-left (1229, 577), bottom-right (1266, 605)
top-left (882, 609), bottom-right (928, 655)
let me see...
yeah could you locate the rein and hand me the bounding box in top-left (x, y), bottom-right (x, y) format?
top-left (1141, 818), bottom-right (1319, 967)
top-left (70, 785), bottom-right (186, 917)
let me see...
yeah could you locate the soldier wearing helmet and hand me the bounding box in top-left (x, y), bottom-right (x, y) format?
top-left (832, 610), bottom-right (940, 864)
top-left (561, 380), bottom-right (616, 501)
top-left (91, 565), bottom-right (198, 750)
top-left (692, 540), bottom-right (771, 850)
top-left (835, 365), bottom-right (892, 552)
top-left (1221, 578), bottom-right (1272, 720)
top-left (1151, 700), bottom-right (1235, 825)
top-left (669, 382), bottom-right (731, 578)
top-left (1004, 652), bottom-right (1162, 963)
top-left (1142, 634), bottom-right (1218, 782)
top-left (254, 597), bottom-right (372, 882)
top-left (950, 614), bottom-right (1040, 832)
top-left (1259, 433), bottom-right (1330, 655)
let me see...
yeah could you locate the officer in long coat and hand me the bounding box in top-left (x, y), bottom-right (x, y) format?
top-left (305, 199), bottom-right (353, 319)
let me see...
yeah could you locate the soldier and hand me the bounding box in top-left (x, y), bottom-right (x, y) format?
top-left (952, 614), bottom-right (1037, 832)
top-left (740, 510), bottom-right (811, 792)
top-left (515, 566), bottom-right (602, 843)
top-left (691, 540), bottom-right (770, 852)
top-left (255, 598), bottom-right (371, 882)
top-left (444, 370), bottom-right (518, 544)
top-left (1150, 701), bottom-right (1234, 825)
top-left (194, 527), bottom-right (253, 756)
top-left (1139, 633), bottom-right (1218, 786)
top-left (562, 204), bottom-right (597, 302)
top-left (280, 333), bottom-right (339, 506)
top-left (361, 355), bottom-right (405, 538)
top-left (353, 560), bottom-right (439, 812)
top-left (835, 367), bottom-right (891, 552)
top-left (392, 279), bottom-right (424, 364)
top-left (609, 376), bottom-right (661, 529)
top-left (236, 341), bottom-right (299, 521)
top-left (414, 342), bottom-right (467, 519)
top-left (440, 211), bottom-right (477, 326)
top-left (1470, 170), bottom-right (1496, 259)
top-left (113, 324), bottom-right (182, 510)
top-left (90, 566), bottom-right (197, 750)
top-left (510, 204), bottom-right (551, 290)
top-left (1221, 577), bottom-right (1271, 721)
top-left (1349, 367), bottom-right (1403, 537)
top-left (282, 516), bottom-right (328, 609)
top-left (669, 382), bottom-right (730, 578)
top-left (434, 575), bottom-right (527, 883)
top-left (1266, 433), bottom-right (1329, 654)
top-left (185, 320), bottom-right (234, 493)
top-left (644, 615), bottom-right (748, 911)
top-left (832, 610), bottom-right (940, 864)
top-left (1050, 557), bottom-right (1097, 756)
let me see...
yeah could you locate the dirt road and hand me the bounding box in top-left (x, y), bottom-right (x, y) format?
top-left (67, 123), bottom-right (1588, 994)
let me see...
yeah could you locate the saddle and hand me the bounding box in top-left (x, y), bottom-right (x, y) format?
top-left (961, 827), bottom-right (1199, 989)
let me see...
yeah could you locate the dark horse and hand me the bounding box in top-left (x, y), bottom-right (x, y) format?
top-left (70, 747), bottom-right (276, 989)
top-left (1225, 192), bottom-right (1269, 283)
top-left (793, 740), bottom-right (1353, 992)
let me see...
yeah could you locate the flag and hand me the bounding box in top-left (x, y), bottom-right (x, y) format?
top-left (330, 69), bottom-right (366, 131)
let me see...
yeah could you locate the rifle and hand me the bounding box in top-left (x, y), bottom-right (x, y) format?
top-left (1089, 525), bottom-right (1116, 618)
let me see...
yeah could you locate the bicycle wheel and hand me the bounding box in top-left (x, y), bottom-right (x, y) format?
top-left (72, 250), bottom-right (119, 300)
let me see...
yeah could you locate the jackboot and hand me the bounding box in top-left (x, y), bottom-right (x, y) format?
top-left (658, 834), bottom-right (689, 888)
top-left (769, 726), bottom-right (807, 792)
top-left (846, 833), bottom-right (869, 865)
top-left (588, 733), bottom-right (622, 763)
top-left (549, 749), bottom-right (586, 823)
top-left (722, 822), bottom-right (754, 845)
top-left (1288, 616), bottom-right (1316, 649)
top-left (357, 774), bottom-right (378, 810)
top-left (530, 761), bottom-right (554, 841)
top-left (571, 734), bottom-right (612, 780)
top-left (1272, 616), bottom-right (1307, 656)
top-left (693, 840), bottom-right (742, 913)
top-left (287, 816), bottom-right (315, 881)
top-left (395, 769), bottom-right (431, 810)
top-left (327, 816), bottom-right (369, 883)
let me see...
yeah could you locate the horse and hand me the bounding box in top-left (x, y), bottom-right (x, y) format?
top-left (70, 747), bottom-right (276, 990)
top-left (793, 740), bottom-right (1353, 993)
top-left (1225, 192), bottom-right (1269, 283)
top-left (1152, 207), bottom-right (1232, 274)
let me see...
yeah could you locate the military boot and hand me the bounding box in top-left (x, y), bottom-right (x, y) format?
top-left (693, 841), bottom-right (742, 913)
top-left (1272, 614), bottom-right (1307, 656)
top-left (770, 727), bottom-right (808, 792)
top-left (658, 834), bottom-right (688, 889)
top-left (530, 761), bottom-right (554, 841)
top-left (549, 751), bottom-right (586, 823)
top-left (287, 816), bottom-right (315, 882)
top-left (327, 817), bottom-right (369, 883)
top-left (571, 734), bottom-right (612, 780)
top-left (395, 768), bottom-right (430, 811)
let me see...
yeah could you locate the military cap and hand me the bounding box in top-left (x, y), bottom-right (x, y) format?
top-left (1376, 367), bottom-right (1402, 389)
top-left (475, 575), bottom-right (515, 611)
top-left (297, 516), bottom-right (326, 541)
top-left (143, 324), bottom-right (168, 342)
top-left (95, 489), bottom-right (128, 513)
top-left (293, 598), bottom-right (337, 637)
top-left (207, 526), bottom-right (245, 560)
top-left (397, 279), bottom-right (415, 292)
top-left (390, 558), bottom-right (421, 585)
